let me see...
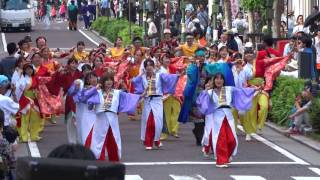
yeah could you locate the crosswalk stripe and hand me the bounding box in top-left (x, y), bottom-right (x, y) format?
top-left (231, 175), bottom-right (266, 180)
top-left (291, 177), bottom-right (320, 180)
top-left (125, 175), bottom-right (143, 180)
top-left (169, 174), bottom-right (206, 180)
top-left (123, 161), bottom-right (300, 166)
top-left (309, 167), bottom-right (320, 176)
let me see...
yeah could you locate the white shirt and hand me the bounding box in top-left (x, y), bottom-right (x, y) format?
top-left (148, 22), bottom-right (158, 36)
top-left (0, 94), bottom-right (19, 126)
top-left (234, 36), bottom-right (243, 53)
top-left (315, 36), bottom-right (320, 63)
top-left (232, 63), bottom-right (252, 88)
top-left (292, 25), bottom-right (309, 34)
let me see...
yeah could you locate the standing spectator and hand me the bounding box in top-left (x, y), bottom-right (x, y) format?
top-left (196, 4), bottom-right (208, 31)
top-left (169, 22), bottom-right (180, 39)
top-left (0, 43), bottom-right (18, 80)
top-left (68, 0), bottom-right (78, 31)
top-left (292, 15), bottom-right (309, 35)
top-left (129, 1), bottom-right (137, 23)
top-left (147, 18), bottom-right (158, 46)
top-left (218, 33), bottom-right (228, 50)
top-left (314, 29), bottom-right (320, 70)
top-left (232, 12), bottom-right (248, 36)
top-left (101, 0), bottom-right (109, 17)
top-left (185, 4), bottom-right (194, 33)
top-left (88, 0), bottom-right (96, 22)
top-left (59, 1), bottom-right (67, 21)
top-left (81, 1), bottom-right (90, 30)
top-left (173, 1), bottom-right (181, 29)
top-left (51, 4), bottom-right (57, 21)
top-left (226, 30), bottom-right (239, 55)
top-left (110, 0), bottom-right (116, 17)
top-left (254, 11), bottom-right (263, 34)
top-left (297, 35), bottom-right (317, 80)
top-left (233, 29), bottom-right (243, 54)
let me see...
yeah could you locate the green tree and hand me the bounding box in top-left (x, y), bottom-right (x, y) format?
top-left (241, 0), bottom-right (267, 33)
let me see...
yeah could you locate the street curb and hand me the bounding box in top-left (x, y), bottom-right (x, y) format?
top-left (265, 122), bottom-right (320, 152)
top-left (90, 30), bottom-right (113, 46)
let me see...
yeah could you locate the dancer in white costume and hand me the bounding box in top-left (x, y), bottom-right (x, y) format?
top-left (91, 73), bottom-right (140, 161)
top-left (68, 72), bottom-right (100, 147)
top-left (197, 73), bottom-right (256, 168)
top-left (132, 59), bottom-right (179, 150)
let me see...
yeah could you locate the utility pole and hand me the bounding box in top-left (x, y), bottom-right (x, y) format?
top-left (143, 0), bottom-right (147, 45)
top-left (180, 0), bottom-right (185, 43)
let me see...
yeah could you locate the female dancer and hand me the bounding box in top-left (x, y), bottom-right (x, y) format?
top-left (90, 72), bottom-right (140, 161)
top-left (197, 73), bottom-right (256, 167)
top-left (132, 59), bottom-right (179, 150)
top-left (68, 72), bottom-right (100, 146)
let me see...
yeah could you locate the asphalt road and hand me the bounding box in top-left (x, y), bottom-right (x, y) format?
top-left (2, 20), bottom-right (320, 180)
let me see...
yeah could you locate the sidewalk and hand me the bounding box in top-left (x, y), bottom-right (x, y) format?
top-left (266, 121), bottom-right (320, 152)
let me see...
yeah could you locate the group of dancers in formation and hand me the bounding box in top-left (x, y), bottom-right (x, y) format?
top-left (7, 33), bottom-right (292, 168)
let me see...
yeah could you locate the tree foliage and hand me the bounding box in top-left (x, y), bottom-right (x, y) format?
top-left (240, 0), bottom-right (268, 11)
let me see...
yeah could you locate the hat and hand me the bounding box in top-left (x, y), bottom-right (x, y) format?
top-left (0, 75), bottom-right (9, 87)
top-left (226, 30), bottom-right (234, 35)
top-left (185, 4), bottom-right (194, 12)
top-left (164, 28), bottom-right (171, 34)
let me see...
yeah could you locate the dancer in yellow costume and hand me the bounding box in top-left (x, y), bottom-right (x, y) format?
top-left (240, 50), bottom-right (269, 141)
top-left (20, 63), bottom-right (43, 142)
top-left (158, 54), bottom-right (181, 139)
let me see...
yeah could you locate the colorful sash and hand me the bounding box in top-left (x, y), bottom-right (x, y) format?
top-left (103, 90), bottom-right (114, 110)
top-left (147, 77), bottom-right (157, 96)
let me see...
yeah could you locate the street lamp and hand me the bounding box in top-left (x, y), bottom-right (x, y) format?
top-left (266, 0), bottom-right (274, 36)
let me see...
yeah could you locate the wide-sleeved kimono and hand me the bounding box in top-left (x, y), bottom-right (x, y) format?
top-left (132, 73), bottom-right (179, 148)
top-left (51, 70), bottom-right (82, 144)
top-left (197, 86), bottom-right (255, 165)
top-left (91, 89), bottom-right (140, 161)
top-left (68, 81), bottom-right (100, 147)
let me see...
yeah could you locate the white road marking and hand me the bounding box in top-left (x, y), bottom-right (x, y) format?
top-left (170, 174), bottom-right (206, 180)
top-left (28, 141), bottom-right (41, 157)
top-left (237, 125), bottom-right (310, 165)
top-left (123, 161), bottom-right (301, 166)
top-left (78, 29), bottom-right (99, 46)
top-left (1, 33), bottom-right (7, 52)
top-left (125, 175), bottom-right (143, 180)
top-left (291, 177), bottom-right (320, 180)
top-left (309, 167), bottom-right (320, 176)
top-left (231, 175), bottom-right (266, 180)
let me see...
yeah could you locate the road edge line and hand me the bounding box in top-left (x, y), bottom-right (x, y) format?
top-left (28, 141), bottom-right (41, 157)
top-left (78, 29), bottom-right (99, 46)
top-left (237, 125), bottom-right (309, 165)
top-left (1, 33), bottom-right (7, 52)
